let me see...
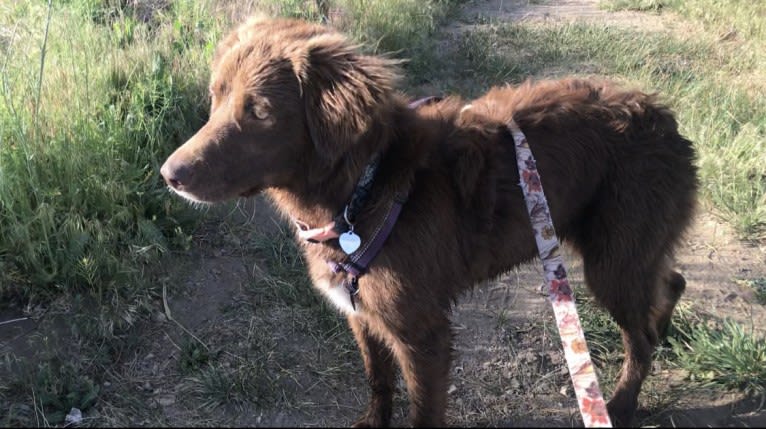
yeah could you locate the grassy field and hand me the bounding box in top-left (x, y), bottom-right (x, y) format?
top-left (0, 0), bottom-right (215, 305)
top-left (1, 0), bottom-right (765, 426)
top-left (601, 0), bottom-right (766, 240)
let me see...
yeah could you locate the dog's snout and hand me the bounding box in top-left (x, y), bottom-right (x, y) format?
top-left (160, 157), bottom-right (193, 190)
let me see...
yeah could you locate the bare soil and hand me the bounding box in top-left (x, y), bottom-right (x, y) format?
top-left (3, 1), bottom-right (766, 427)
top-left (456, 0), bottom-right (668, 31)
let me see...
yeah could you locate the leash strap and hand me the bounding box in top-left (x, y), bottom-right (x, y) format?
top-left (508, 120), bottom-right (612, 428)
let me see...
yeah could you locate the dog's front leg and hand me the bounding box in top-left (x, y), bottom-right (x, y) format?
top-left (388, 312), bottom-right (452, 428)
top-left (348, 316), bottom-right (396, 428)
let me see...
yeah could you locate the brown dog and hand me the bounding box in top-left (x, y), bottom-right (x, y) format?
top-left (161, 16), bottom-right (698, 427)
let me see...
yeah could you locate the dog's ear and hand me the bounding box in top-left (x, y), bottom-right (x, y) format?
top-left (212, 15), bottom-right (272, 71)
top-left (290, 34), bottom-right (400, 163)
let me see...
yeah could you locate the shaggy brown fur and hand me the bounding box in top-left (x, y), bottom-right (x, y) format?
top-left (161, 16), bottom-right (698, 427)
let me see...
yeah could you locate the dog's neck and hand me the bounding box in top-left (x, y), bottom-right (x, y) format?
top-left (266, 153), bottom-right (383, 238)
top-left (267, 100), bottom-right (417, 230)
top-left (267, 107), bottom-right (400, 227)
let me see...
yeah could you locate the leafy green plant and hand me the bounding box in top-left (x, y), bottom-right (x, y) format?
top-left (179, 339), bottom-right (211, 374)
top-left (670, 318), bottom-right (766, 394)
top-left (183, 360), bottom-right (276, 411)
top-left (3, 357), bottom-right (100, 426)
top-left (601, 0), bottom-right (666, 12)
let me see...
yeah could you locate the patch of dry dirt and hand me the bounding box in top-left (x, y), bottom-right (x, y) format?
top-left (456, 0), bottom-right (669, 32)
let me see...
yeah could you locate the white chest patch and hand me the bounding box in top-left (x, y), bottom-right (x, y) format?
top-left (315, 278), bottom-right (360, 315)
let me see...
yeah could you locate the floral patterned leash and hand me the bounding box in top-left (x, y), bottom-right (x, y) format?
top-left (509, 120), bottom-right (612, 427)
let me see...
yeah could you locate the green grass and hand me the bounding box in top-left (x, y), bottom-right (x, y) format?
top-left (601, 0), bottom-right (666, 12)
top-left (670, 318), bottom-right (766, 394)
top-left (182, 360), bottom-right (277, 412)
top-left (573, 293), bottom-right (699, 369)
top-left (604, 0), bottom-right (766, 40)
top-left (740, 278), bottom-right (766, 305)
top-left (178, 338), bottom-right (212, 375)
top-left (0, 1), bottom-right (214, 302)
top-left (263, 0), bottom-right (457, 54)
top-left (659, 0), bottom-right (765, 41)
top-left (0, 3), bottom-right (217, 417)
top-left (250, 221), bottom-right (319, 308)
top-left (2, 352), bottom-right (101, 426)
top-left (331, 0), bottom-right (455, 54)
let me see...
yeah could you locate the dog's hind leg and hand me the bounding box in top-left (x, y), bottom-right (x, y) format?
top-left (652, 266), bottom-right (686, 340)
top-left (572, 136), bottom-right (694, 425)
top-left (581, 246), bottom-right (688, 426)
top-left (348, 316), bottom-right (397, 428)
top-left (576, 214), bottom-right (685, 426)
top-left (581, 254), bottom-right (660, 427)
top-left (609, 264), bottom-right (686, 427)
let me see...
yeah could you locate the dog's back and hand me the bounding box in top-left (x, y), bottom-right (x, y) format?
top-left (478, 78), bottom-right (697, 250)
top-left (475, 79), bottom-right (698, 280)
top-left (410, 79), bottom-right (697, 287)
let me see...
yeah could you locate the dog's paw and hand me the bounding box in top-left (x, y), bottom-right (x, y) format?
top-left (351, 408), bottom-right (391, 428)
top-left (350, 395), bottom-right (392, 428)
top-left (351, 416), bottom-right (382, 428)
top-left (606, 397), bottom-right (637, 427)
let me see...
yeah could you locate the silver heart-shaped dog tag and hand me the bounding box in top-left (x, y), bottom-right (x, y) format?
top-left (339, 231), bottom-right (361, 254)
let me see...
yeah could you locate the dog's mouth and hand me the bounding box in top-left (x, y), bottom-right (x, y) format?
top-left (167, 186), bottom-right (214, 206)
top-left (239, 186), bottom-right (261, 198)
top-left (166, 182), bottom-right (260, 205)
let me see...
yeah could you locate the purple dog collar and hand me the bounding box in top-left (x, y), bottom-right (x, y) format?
top-left (327, 195), bottom-right (405, 309)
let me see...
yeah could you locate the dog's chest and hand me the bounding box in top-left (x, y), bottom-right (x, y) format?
top-left (314, 276), bottom-right (359, 315)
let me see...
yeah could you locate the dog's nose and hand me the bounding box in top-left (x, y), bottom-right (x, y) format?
top-left (160, 158), bottom-right (193, 190)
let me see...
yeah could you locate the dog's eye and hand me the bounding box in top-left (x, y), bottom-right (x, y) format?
top-left (253, 104), bottom-right (269, 120)
top-left (246, 99), bottom-right (270, 121)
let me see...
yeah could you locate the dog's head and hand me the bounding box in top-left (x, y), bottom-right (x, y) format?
top-left (160, 17), bottom-right (399, 203)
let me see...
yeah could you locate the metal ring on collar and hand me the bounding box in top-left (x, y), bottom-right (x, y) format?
top-left (343, 205), bottom-right (355, 228)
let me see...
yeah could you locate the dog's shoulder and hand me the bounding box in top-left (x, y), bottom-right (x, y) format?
top-left (410, 97), bottom-right (506, 210)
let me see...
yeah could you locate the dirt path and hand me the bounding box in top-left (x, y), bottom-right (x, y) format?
top-left (458, 0), bottom-right (664, 29)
